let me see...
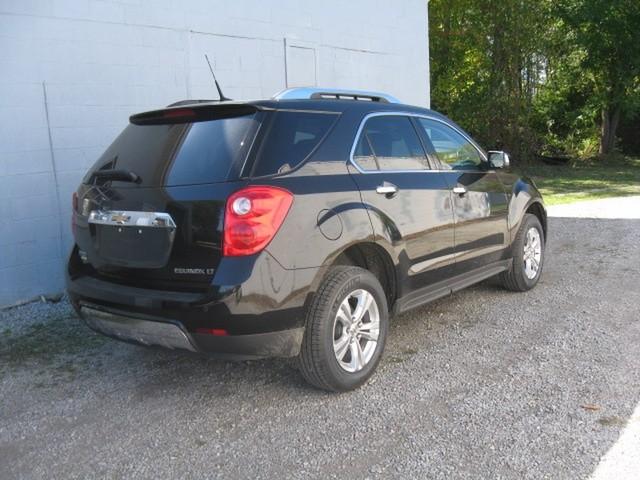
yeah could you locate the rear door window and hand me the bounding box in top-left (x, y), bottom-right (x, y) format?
top-left (86, 114), bottom-right (258, 187)
top-left (352, 115), bottom-right (430, 171)
top-left (251, 111), bottom-right (338, 177)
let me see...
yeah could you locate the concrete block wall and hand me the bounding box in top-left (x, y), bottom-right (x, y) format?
top-left (0, 0), bottom-right (430, 306)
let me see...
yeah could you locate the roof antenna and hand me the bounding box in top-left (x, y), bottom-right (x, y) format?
top-left (205, 54), bottom-right (231, 101)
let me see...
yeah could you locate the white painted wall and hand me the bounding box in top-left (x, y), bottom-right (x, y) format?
top-left (0, 0), bottom-right (430, 305)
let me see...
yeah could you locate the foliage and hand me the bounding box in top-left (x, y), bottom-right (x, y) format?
top-left (515, 156), bottom-right (640, 205)
top-left (555, 0), bottom-right (640, 154)
top-left (429, 0), bottom-right (640, 162)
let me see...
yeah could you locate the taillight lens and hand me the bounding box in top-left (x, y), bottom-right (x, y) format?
top-left (223, 186), bottom-right (293, 256)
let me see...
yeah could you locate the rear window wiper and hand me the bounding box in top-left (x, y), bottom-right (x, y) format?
top-left (89, 169), bottom-right (141, 185)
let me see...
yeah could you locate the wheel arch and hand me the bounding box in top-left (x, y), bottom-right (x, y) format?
top-left (525, 200), bottom-right (547, 241)
top-left (309, 241), bottom-right (398, 313)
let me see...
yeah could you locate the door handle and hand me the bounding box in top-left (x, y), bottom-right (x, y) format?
top-left (376, 182), bottom-right (398, 196)
top-left (452, 186), bottom-right (467, 196)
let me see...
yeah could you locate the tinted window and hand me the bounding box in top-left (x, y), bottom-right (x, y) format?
top-left (353, 116), bottom-right (429, 171)
top-left (87, 114), bottom-right (257, 186)
top-left (418, 118), bottom-right (483, 170)
top-left (252, 111), bottom-right (338, 177)
top-left (167, 116), bottom-right (255, 185)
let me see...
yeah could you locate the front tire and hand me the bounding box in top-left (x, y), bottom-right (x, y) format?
top-left (500, 213), bottom-right (545, 292)
top-left (298, 266), bottom-right (389, 392)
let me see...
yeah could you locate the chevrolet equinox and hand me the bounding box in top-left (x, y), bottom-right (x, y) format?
top-left (67, 87), bottom-right (547, 391)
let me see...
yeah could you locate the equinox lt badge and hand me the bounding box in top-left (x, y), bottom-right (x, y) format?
top-left (174, 268), bottom-right (214, 275)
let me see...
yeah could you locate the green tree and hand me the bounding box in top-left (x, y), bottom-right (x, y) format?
top-left (429, 0), bottom-right (551, 162)
top-left (556, 0), bottom-right (640, 154)
top-left (429, 0), bottom-right (640, 159)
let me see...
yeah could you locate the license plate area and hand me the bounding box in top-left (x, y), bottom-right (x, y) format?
top-left (89, 210), bottom-right (177, 269)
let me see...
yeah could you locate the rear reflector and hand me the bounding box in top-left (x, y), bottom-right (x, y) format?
top-left (223, 186), bottom-right (293, 256)
top-left (195, 328), bottom-right (229, 336)
top-left (162, 108), bottom-right (195, 119)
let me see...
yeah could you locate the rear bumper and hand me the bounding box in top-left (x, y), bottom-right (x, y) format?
top-left (79, 303), bottom-right (304, 359)
top-left (67, 249), bottom-right (321, 358)
top-left (81, 305), bottom-right (198, 352)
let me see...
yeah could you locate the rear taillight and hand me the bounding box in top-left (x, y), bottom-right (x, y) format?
top-left (223, 186), bottom-right (293, 256)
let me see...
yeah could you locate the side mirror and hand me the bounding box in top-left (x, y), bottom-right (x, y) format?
top-left (488, 151), bottom-right (510, 169)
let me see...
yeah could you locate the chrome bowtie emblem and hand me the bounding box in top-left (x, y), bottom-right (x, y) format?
top-left (110, 213), bottom-right (131, 224)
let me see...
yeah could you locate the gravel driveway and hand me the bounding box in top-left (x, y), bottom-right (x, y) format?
top-left (1, 198), bottom-right (639, 479)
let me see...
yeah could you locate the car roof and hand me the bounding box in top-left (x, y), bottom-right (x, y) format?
top-left (133, 97), bottom-right (458, 132)
top-left (160, 97), bottom-right (446, 118)
top-left (253, 97), bottom-right (422, 112)
top-left (252, 99), bottom-right (464, 136)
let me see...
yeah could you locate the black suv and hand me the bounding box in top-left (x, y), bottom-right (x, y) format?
top-left (67, 87), bottom-right (547, 392)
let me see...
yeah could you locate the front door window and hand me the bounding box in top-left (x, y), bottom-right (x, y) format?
top-left (417, 118), bottom-right (484, 171)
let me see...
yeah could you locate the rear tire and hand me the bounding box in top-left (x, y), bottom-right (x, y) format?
top-left (499, 213), bottom-right (545, 292)
top-left (298, 266), bottom-right (388, 392)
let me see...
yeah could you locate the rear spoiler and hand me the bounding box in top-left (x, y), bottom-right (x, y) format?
top-left (129, 103), bottom-right (260, 125)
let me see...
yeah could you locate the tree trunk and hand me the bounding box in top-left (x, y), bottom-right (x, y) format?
top-left (600, 106), bottom-right (621, 155)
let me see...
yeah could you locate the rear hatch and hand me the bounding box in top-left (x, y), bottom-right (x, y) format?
top-left (73, 104), bottom-right (262, 291)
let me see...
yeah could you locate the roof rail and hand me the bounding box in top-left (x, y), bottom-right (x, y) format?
top-left (272, 87), bottom-right (401, 104)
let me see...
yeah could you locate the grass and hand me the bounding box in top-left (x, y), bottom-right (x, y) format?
top-left (0, 312), bottom-right (107, 378)
top-left (514, 155), bottom-right (640, 205)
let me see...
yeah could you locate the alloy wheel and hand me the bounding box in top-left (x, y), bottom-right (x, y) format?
top-left (332, 289), bottom-right (380, 373)
top-left (523, 227), bottom-right (542, 279)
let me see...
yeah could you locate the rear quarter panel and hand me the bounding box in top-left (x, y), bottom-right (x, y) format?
top-left (262, 113), bottom-right (375, 271)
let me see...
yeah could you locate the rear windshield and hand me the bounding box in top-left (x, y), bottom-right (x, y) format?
top-left (85, 114), bottom-right (258, 187)
top-left (250, 111), bottom-right (338, 177)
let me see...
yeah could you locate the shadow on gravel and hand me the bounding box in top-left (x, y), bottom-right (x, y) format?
top-left (0, 280), bottom-right (511, 393)
top-left (131, 347), bottom-right (309, 393)
top-left (0, 284), bottom-right (506, 396)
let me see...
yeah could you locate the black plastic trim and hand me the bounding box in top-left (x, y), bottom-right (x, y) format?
top-left (394, 259), bottom-right (511, 314)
